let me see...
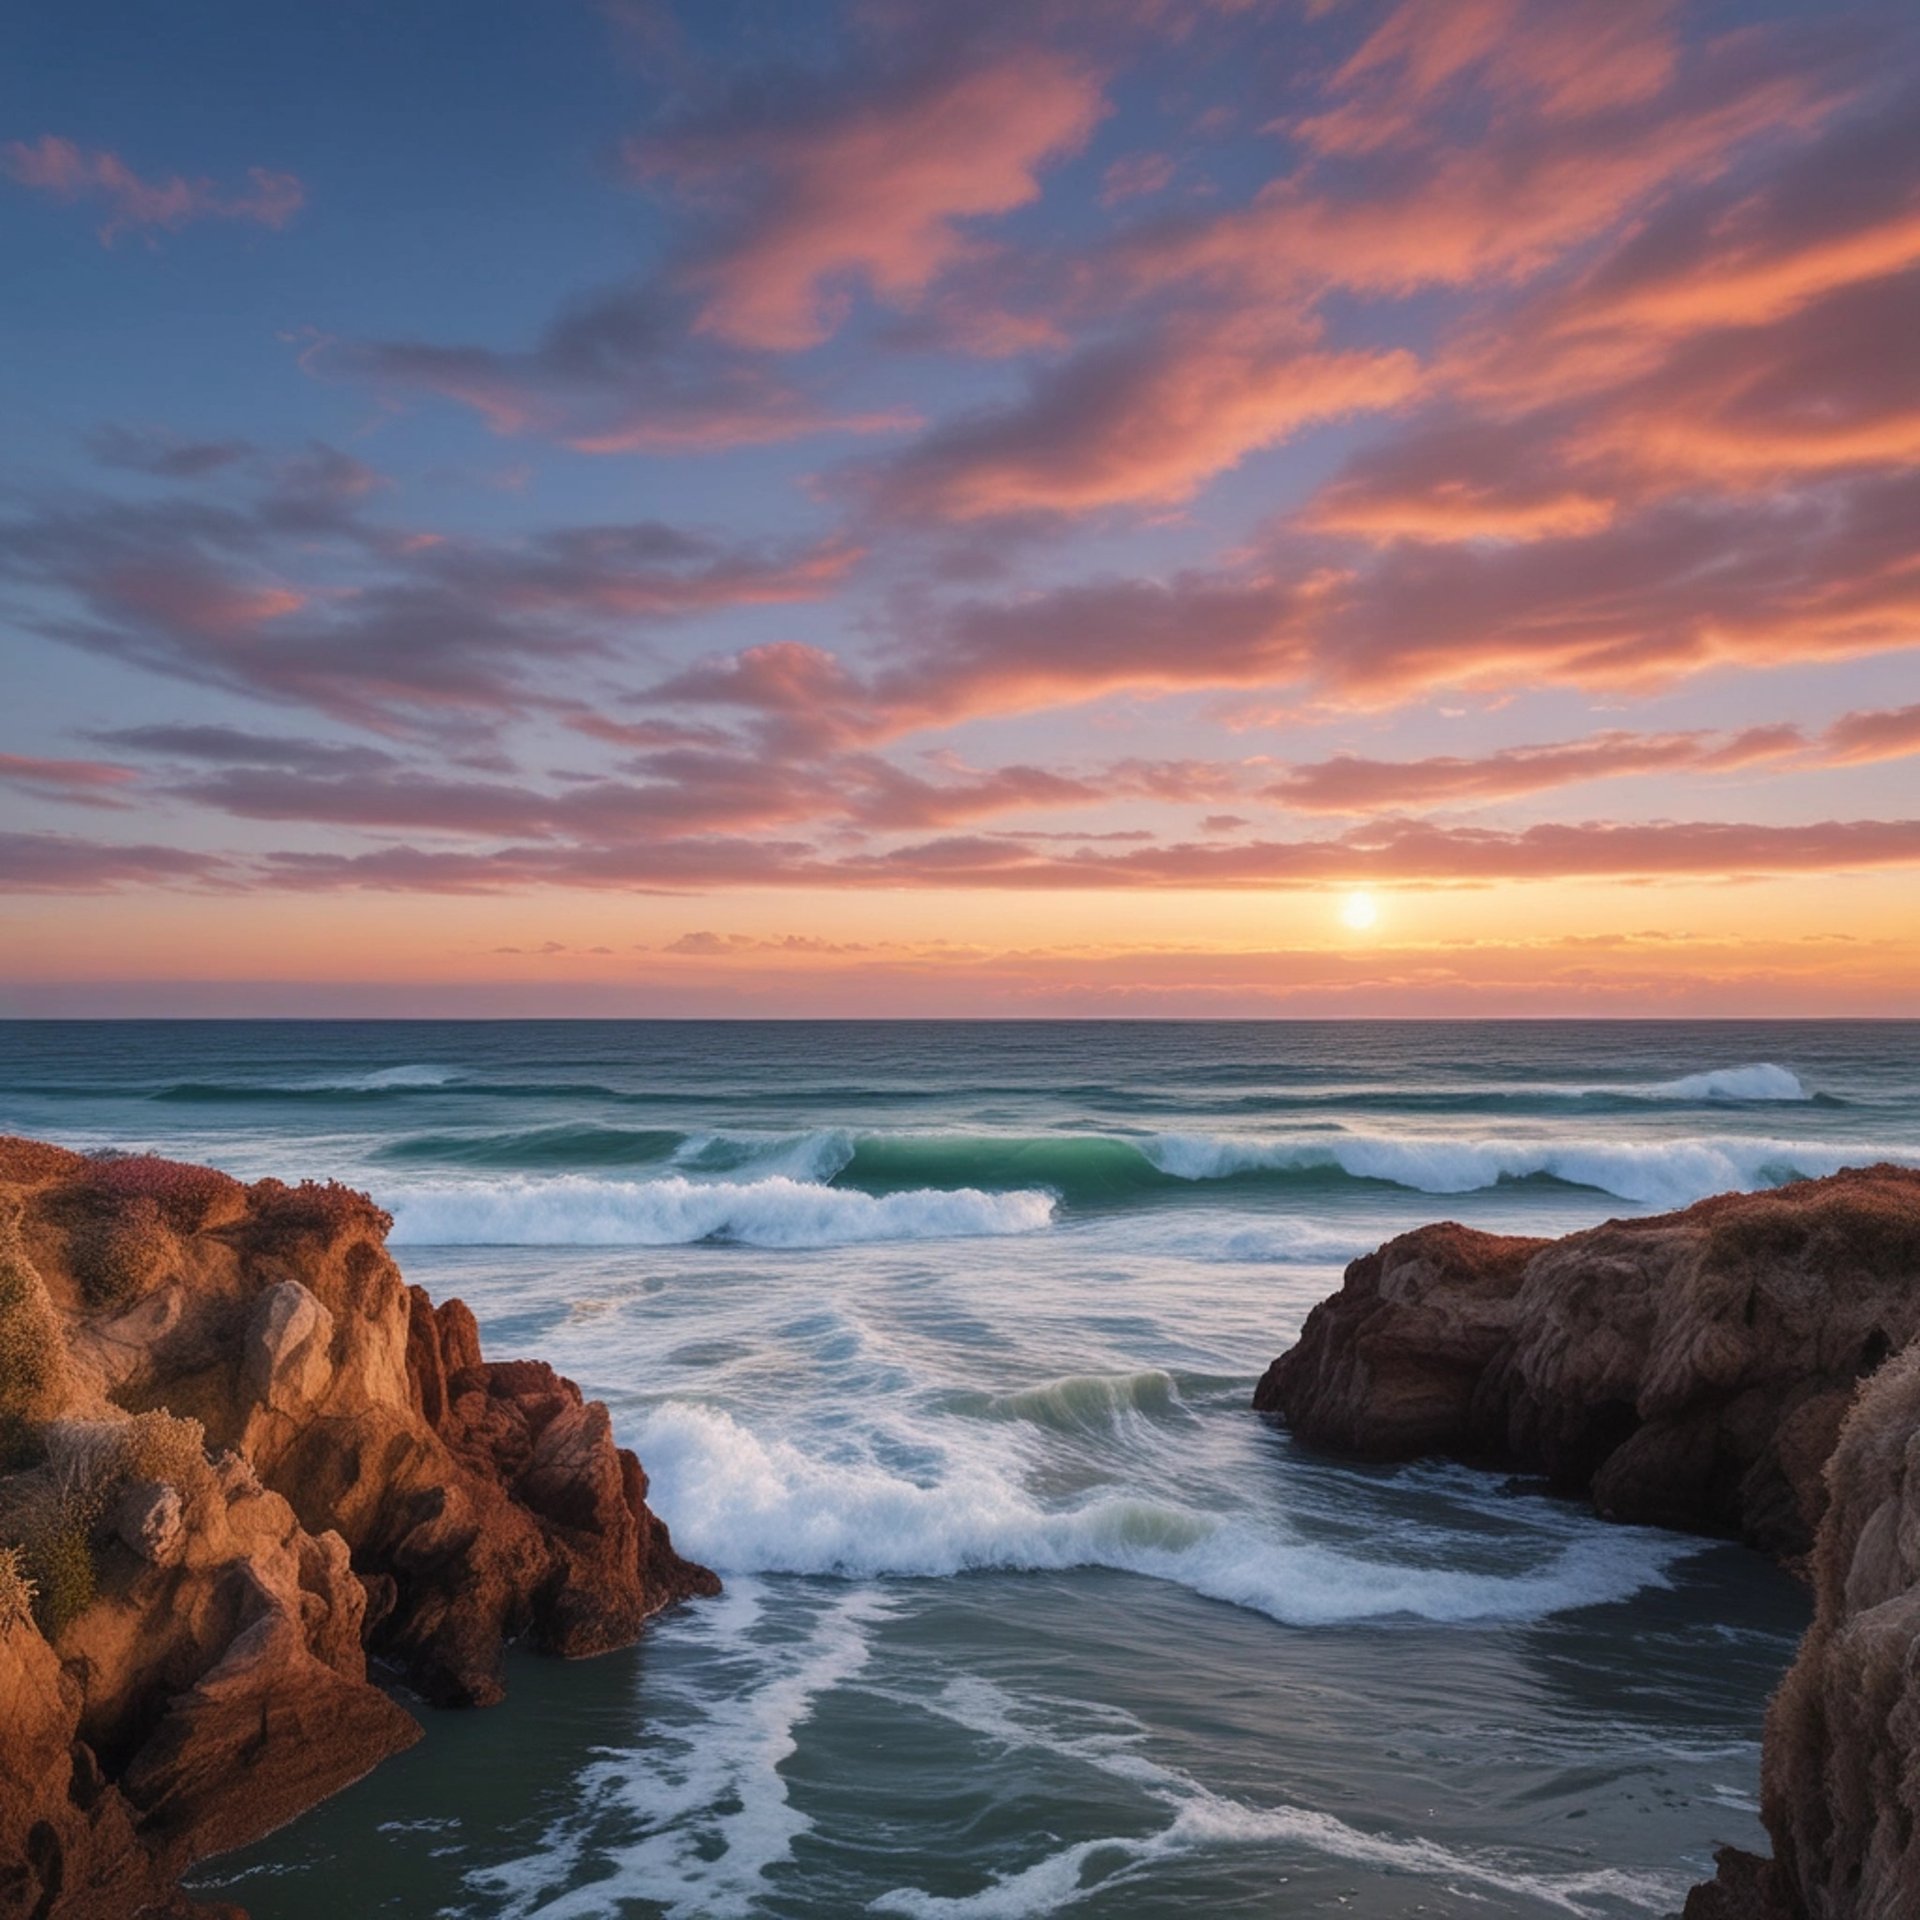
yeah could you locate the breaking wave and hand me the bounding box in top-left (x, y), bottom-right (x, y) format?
top-left (366, 1121), bottom-right (1911, 1215)
top-left (633, 1402), bottom-right (1690, 1627)
top-left (381, 1173), bottom-right (1055, 1248)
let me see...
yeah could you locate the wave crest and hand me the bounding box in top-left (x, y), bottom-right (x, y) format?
top-left (1617, 1062), bottom-right (1809, 1103)
top-left (382, 1173), bottom-right (1055, 1248)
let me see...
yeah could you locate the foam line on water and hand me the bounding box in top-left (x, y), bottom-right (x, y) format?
top-left (871, 1676), bottom-right (1684, 1919)
top-left (634, 1403), bottom-right (1690, 1626)
top-left (382, 1174), bottom-right (1056, 1247)
top-left (474, 1581), bottom-right (889, 1920)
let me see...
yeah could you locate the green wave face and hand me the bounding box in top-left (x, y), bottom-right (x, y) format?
top-left (837, 1132), bottom-right (1178, 1204)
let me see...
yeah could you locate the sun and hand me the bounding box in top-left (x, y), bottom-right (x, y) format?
top-left (1341, 890), bottom-right (1379, 932)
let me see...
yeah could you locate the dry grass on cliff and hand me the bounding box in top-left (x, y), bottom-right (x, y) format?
top-left (0, 1543), bottom-right (35, 1631)
top-left (1, 1411), bottom-right (214, 1637)
top-left (0, 1215), bottom-right (69, 1453)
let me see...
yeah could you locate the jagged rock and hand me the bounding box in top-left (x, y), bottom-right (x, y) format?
top-left (1254, 1164), bottom-right (1920, 1920)
top-left (0, 1134), bottom-right (717, 1919)
top-left (1256, 1165), bottom-right (1920, 1557)
top-left (240, 1281), bottom-right (332, 1415)
top-left (111, 1482), bottom-right (184, 1566)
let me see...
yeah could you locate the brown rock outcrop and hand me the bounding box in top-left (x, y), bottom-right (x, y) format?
top-left (1685, 1336), bottom-right (1920, 1917)
top-left (0, 1135), bottom-right (717, 1919)
top-left (1254, 1163), bottom-right (1920, 1920)
top-left (1256, 1164), bottom-right (1920, 1558)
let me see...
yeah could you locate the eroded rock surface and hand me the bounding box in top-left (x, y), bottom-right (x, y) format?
top-left (0, 1135), bottom-right (716, 1919)
top-left (1256, 1165), bottom-right (1920, 1557)
top-left (1255, 1164), bottom-right (1920, 1920)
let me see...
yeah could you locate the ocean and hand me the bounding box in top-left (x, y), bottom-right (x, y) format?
top-left (5, 1018), bottom-right (1916, 1919)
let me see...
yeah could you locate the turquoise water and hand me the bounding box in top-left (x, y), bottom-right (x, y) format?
top-left (5, 1019), bottom-right (1913, 1917)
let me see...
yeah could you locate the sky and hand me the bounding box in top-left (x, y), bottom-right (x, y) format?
top-left (1, 0), bottom-right (1916, 1017)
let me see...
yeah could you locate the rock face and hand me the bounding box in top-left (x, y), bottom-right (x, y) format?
top-left (1685, 1337), bottom-right (1920, 1919)
top-left (0, 1136), bottom-right (717, 1919)
top-left (1253, 1164), bottom-right (1920, 1920)
top-left (1256, 1165), bottom-right (1920, 1559)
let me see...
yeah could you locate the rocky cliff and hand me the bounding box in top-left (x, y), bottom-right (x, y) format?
top-left (1253, 1163), bottom-right (1920, 1919)
top-left (0, 1135), bottom-right (716, 1920)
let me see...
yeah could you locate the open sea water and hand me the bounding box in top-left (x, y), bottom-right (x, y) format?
top-left (5, 1018), bottom-right (1916, 1919)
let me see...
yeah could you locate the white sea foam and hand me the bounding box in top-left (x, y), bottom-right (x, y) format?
top-left (1141, 1128), bottom-right (1912, 1208)
top-left (474, 1581), bottom-right (888, 1920)
top-left (382, 1173), bottom-right (1055, 1247)
top-left (1624, 1063), bottom-right (1809, 1102)
top-left (634, 1402), bottom-right (1688, 1626)
top-left (873, 1676), bottom-right (1684, 1918)
top-left (295, 1063), bottom-right (464, 1091)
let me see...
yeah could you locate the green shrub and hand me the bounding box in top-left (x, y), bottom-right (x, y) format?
top-left (26, 1521), bottom-right (93, 1638)
top-left (112, 1409), bottom-right (213, 1496)
top-left (0, 1411), bottom-right (212, 1639)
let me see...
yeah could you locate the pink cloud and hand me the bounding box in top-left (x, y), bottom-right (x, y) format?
top-left (869, 314), bottom-right (1420, 518)
top-left (1822, 701), bottom-right (1920, 767)
top-left (0, 832), bottom-right (229, 891)
top-left (4, 135), bottom-right (303, 244)
top-left (166, 812), bottom-right (1920, 898)
top-left (1299, 0), bottom-right (1681, 156)
top-left (633, 51), bottom-right (1106, 349)
top-left (0, 753), bottom-right (139, 810)
top-left (1125, 35), bottom-right (1824, 304)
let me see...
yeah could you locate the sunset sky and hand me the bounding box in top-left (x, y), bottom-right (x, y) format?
top-left (2, 0), bottom-right (1916, 1016)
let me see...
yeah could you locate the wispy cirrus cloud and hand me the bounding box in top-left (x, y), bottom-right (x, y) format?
top-left (3, 135), bottom-right (303, 244)
top-left (0, 832), bottom-right (232, 891)
top-left (0, 457), bottom-right (862, 731)
top-left (0, 753), bottom-right (139, 809)
top-left (862, 314), bottom-right (1419, 519)
top-left (116, 811), bottom-right (1920, 896)
top-left (316, 283), bottom-right (912, 454)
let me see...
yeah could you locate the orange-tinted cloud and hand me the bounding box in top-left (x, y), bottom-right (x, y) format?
top-left (187, 812), bottom-right (1920, 895)
top-left (1305, 0), bottom-right (1681, 152)
top-left (4, 135), bottom-right (303, 244)
top-left (1823, 701), bottom-right (1920, 767)
top-left (633, 51), bottom-right (1105, 349)
top-left (869, 314), bottom-right (1419, 517)
top-left (1121, 21), bottom-right (1829, 303)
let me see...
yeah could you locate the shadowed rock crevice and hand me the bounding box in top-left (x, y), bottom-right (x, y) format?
top-left (0, 1135), bottom-right (716, 1920)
